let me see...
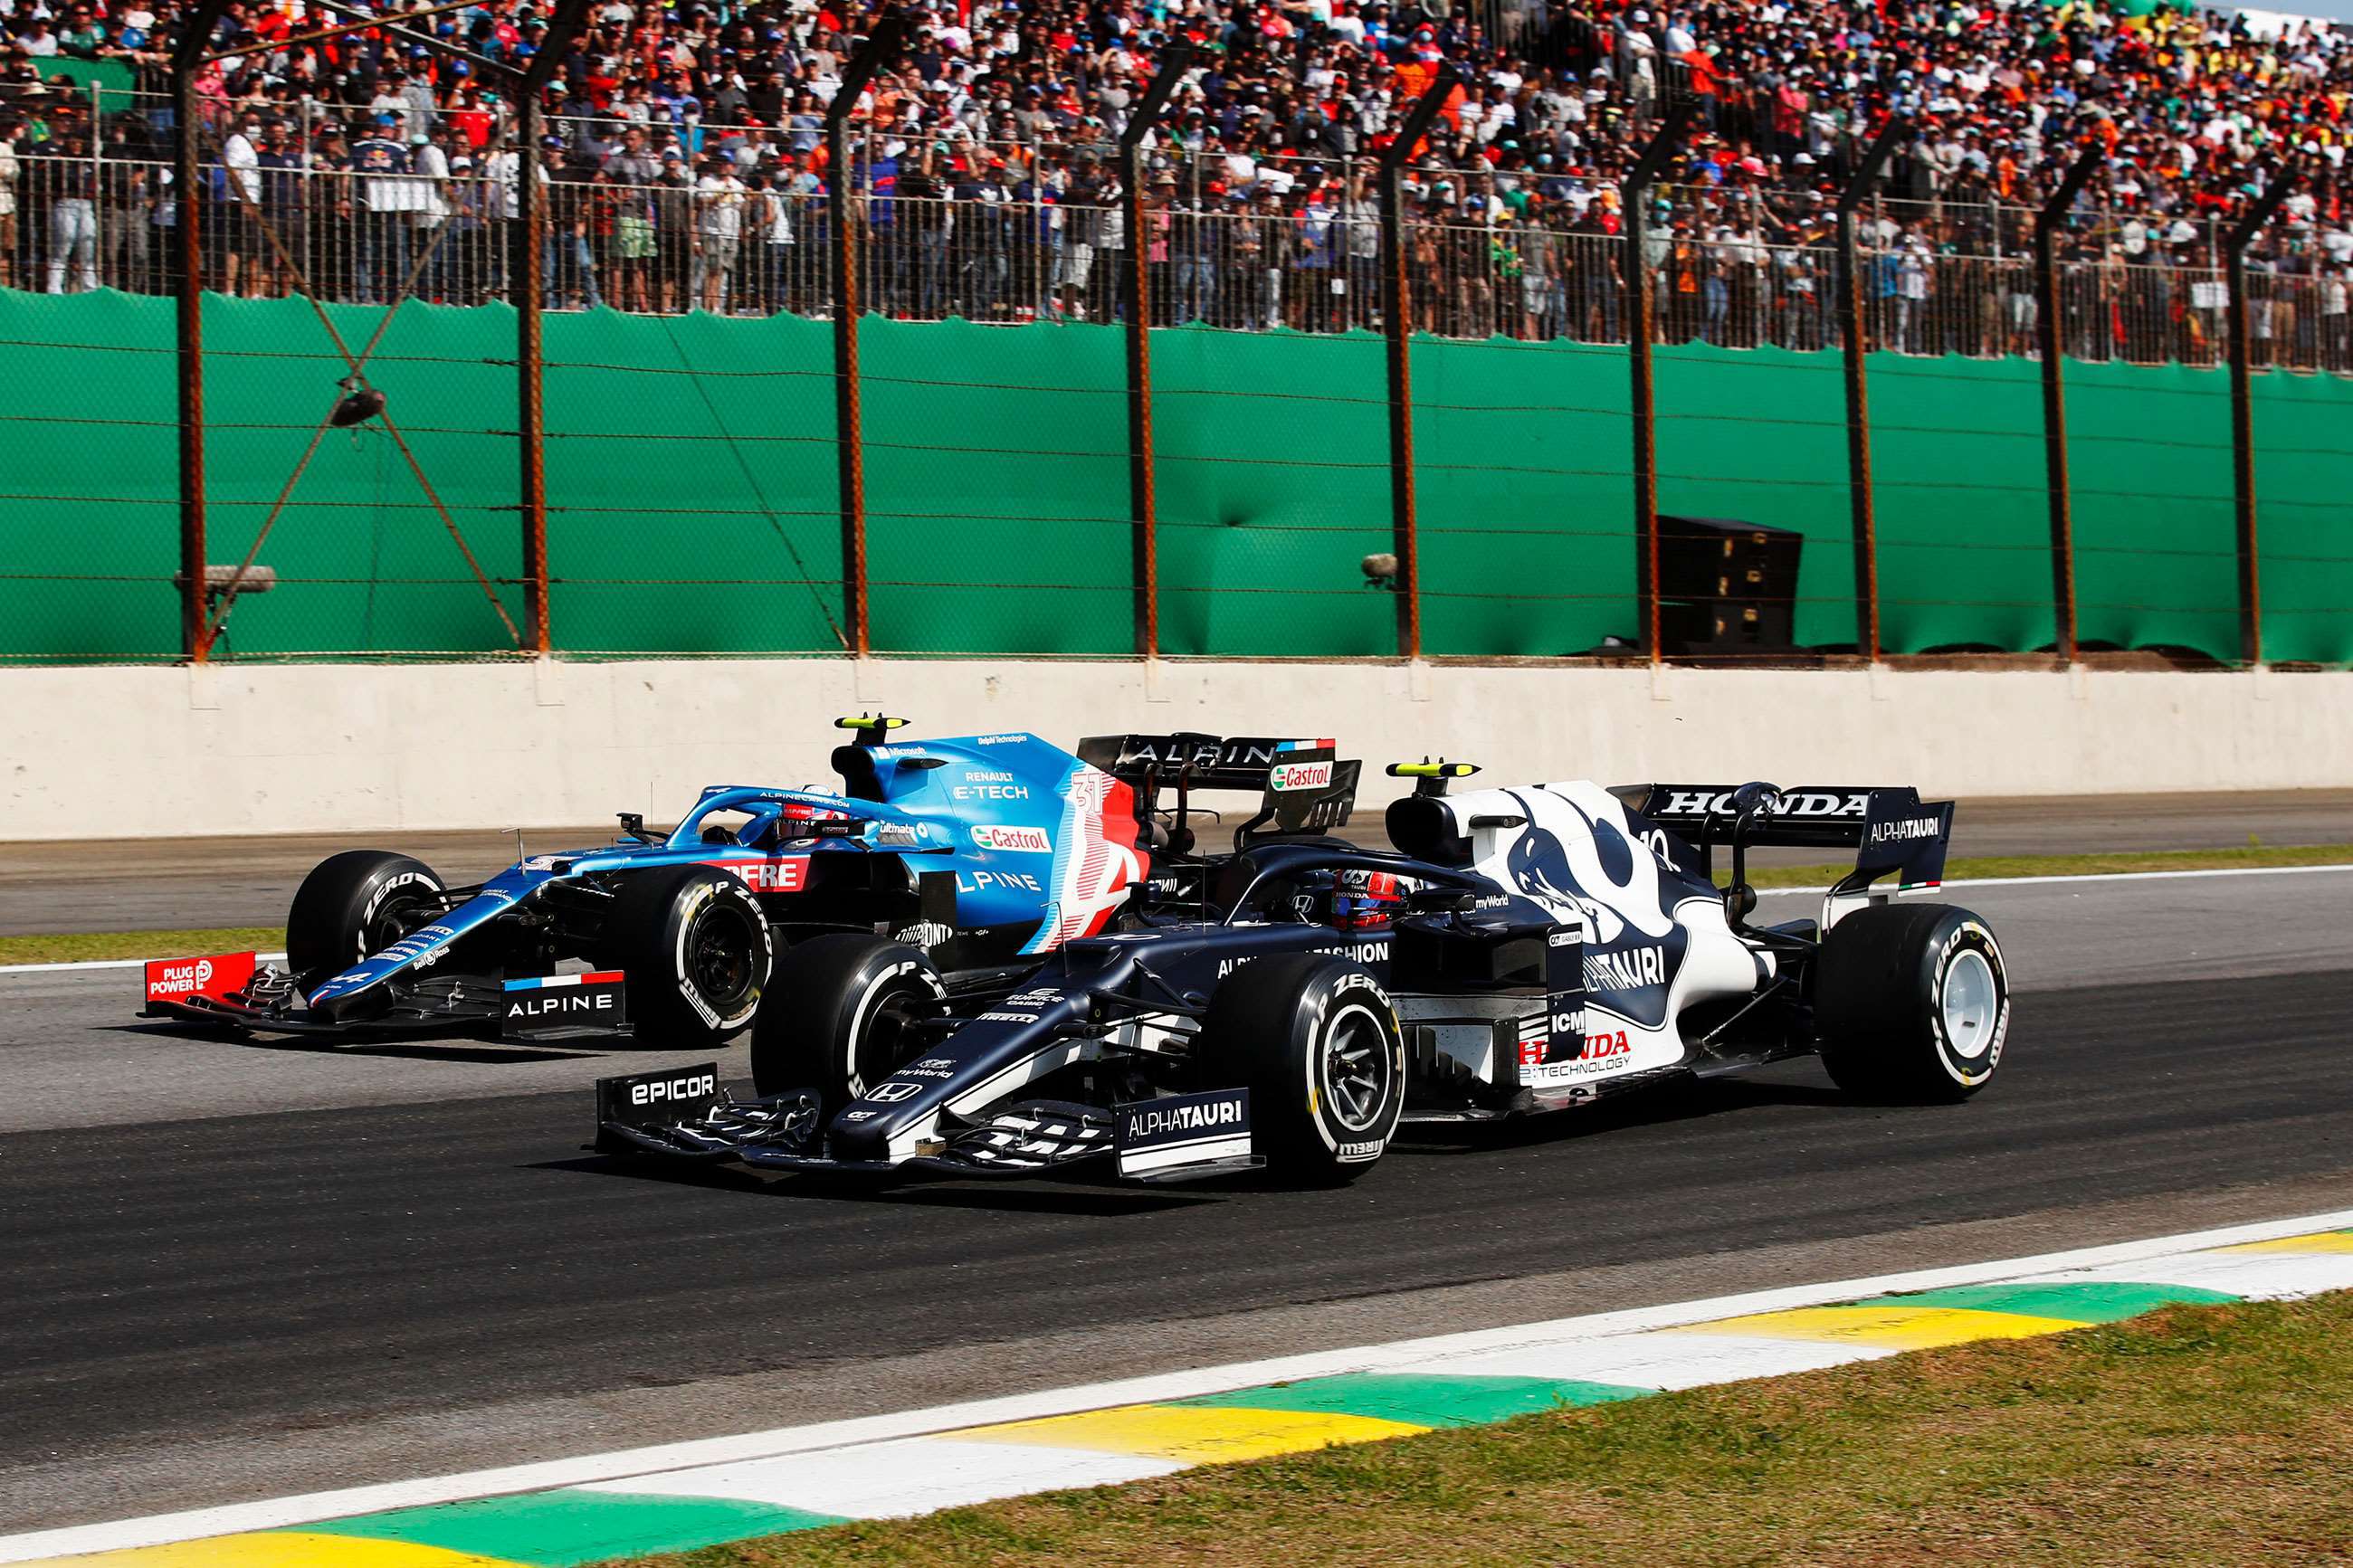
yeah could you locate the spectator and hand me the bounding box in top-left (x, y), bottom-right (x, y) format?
top-left (0, 0), bottom-right (2344, 377)
top-left (0, 113), bottom-right (20, 290)
top-left (692, 147), bottom-right (747, 313)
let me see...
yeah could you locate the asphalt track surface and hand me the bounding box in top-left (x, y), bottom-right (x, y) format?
top-left (6, 788), bottom-right (2353, 935)
top-left (3, 867), bottom-right (2351, 1534)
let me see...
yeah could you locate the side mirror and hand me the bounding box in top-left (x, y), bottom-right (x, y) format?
top-left (1405, 887), bottom-right (1476, 913)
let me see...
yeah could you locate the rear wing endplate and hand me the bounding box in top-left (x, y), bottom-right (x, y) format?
top-left (1624, 783), bottom-right (1955, 891)
top-left (1078, 734), bottom-right (1359, 853)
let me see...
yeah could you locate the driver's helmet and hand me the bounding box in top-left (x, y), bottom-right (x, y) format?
top-left (1285, 868), bottom-right (1411, 931)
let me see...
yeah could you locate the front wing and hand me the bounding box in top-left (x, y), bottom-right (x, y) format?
top-left (592, 1064), bottom-right (1257, 1184)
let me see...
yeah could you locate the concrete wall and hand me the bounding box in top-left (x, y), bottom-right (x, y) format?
top-left (3, 659), bottom-right (2345, 841)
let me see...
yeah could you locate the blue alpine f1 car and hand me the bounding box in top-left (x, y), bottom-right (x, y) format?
top-left (138, 717), bottom-right (1156, 1048)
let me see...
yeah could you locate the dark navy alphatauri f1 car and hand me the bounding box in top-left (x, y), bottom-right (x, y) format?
top-left (595, 743), bottom-right (2011, 1183)
top-left (139, 717), bottom-right (1154, 1048)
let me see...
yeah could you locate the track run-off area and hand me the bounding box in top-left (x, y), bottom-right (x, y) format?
top-left (0, 863), bottom-right (2348, 1540)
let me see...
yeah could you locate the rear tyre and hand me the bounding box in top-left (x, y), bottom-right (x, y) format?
top-left (751, 935), bottom-right (946, 1106)
top-left (286, 850), bottom-right (445, 983)
top-left (1197, 954), bottom-right (1405, 1182)
top-left (595, 866), bottom-right (774, 1049)
top-left (1815, 902), bottom-right (2010, 1103)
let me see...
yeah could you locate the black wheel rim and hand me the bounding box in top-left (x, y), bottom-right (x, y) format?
top-left (1323, 1010), bottom-right (1394, 1132)
top-left (687, 900), bottom-right (761, 1009)
top-left (362, 892), bottom-right (434, 958)
top-left (854, 983), bottom-right (934, 1090)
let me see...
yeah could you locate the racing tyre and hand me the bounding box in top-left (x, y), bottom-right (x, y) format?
top-left (751, 934), bottom-right (945, 1107)
top-left (596, 866), bottom-right (775, 1049)
top-left (286, 850), bottom-right (446, 983)
top-left (1198, 954), bottom-right (1405, 1182)
top-left (1815, 902), bottom-right (2010, 1103)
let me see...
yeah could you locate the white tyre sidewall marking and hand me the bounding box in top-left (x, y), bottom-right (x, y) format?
top-left (1300, 973), bottom-right (1401, 1157)
top-left (356, 870), bottom-right (439, 964)
top-left (669, 879), bottom-right (769, 1032)
top-left (1929, 921), bottom-right (2008, 1088)
top-left (843, 957), bottom-right (945, 1098)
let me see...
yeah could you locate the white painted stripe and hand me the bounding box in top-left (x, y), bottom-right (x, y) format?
top-left (584, 1438), bottom-right (1182, 1520)
top-left (0, 865), bottom-right (2341, 975)
top-left (2004, 1252), bottom-right (2353, 1301)
top-left (1757, 861), bottom-right (2353, 898)
top-left (18, 851), bottom-right (2353, 973)
top-left (0, 952), bottom-right (288, 977)
top-left (5, 1204), bottom-right (2349, 1564)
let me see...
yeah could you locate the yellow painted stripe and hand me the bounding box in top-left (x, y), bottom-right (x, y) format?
top-left (2212, 1231), bottom-right (2353, 1255)
top-left (960, 1402), bottom-right (1426, 1464)
top-left (1672, 1305), bottom-right (2085, 1351)
top-left (14, 1531), bottom-right (529, 1567)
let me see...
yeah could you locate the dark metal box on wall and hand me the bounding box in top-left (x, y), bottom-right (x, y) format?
top-left (1656, 516), bottom-right (1805, 655)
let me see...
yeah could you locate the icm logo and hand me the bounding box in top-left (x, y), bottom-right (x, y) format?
top-left (630, 1072), bottom-right (715, 1107)
top-left (972, 824), bottom-right (1053, 854)
top-left (1270, 760), bottom-right (1333, 794)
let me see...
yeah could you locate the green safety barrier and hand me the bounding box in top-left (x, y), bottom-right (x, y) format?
top-left (1, 288), bottom-right (2347, 665)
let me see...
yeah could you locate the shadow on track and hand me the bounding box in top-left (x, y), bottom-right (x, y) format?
top-left (110, 1022), bottom-right (602, 1065)
top-left (527, 1071), bottom-right (1867, 1214)
top-left (530, 1152), bottom-right (1216, 1217)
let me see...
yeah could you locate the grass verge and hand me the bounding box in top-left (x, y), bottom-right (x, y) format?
top-left (1748, 841), bottom-right (2353, 889)
top-left (0, 927), bottom-right (284, 966)
top-left (610, 1293), bottom-right (2353, 1568)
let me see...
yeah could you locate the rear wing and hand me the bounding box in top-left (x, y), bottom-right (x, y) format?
top-left (1077, 733), bottom-right (1359, 854)
top-left (1624, 784), bottom-right (1955, 892)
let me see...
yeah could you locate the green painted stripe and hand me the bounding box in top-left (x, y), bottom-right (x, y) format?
top-left (294, 1487), bottom-right (847, 1566)
top-left (1849, 1281), bottom-right (2240, 1324)
top-left (1170, 1372), bottom-right (1651, 1428)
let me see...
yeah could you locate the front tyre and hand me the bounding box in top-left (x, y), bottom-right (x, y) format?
top-left (1198, 954), bottom-right (1405, 1182)
top-left (751, 934), bottom-right (946, 1106)
top-left (595, 866), bottom-right (774, 1049)
top-left (286, 850), bottom-right (446, 984)
top-left (1815, 902), bottom-right (2010, 1103)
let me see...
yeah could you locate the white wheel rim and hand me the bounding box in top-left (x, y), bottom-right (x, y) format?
top-left (1943, 949), bottom-right (1999, 1059)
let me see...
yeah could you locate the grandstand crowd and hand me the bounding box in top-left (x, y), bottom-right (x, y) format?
top-left (2, 0), bottom-right (2350, 365)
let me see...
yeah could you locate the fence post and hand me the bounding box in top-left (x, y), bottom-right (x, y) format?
top-left (512, 0), bottom-right (590, 657)
top-left (1118, 41), bottom-right (1193, 660)
top-left (824, 15), bottom-right (906, 658)
top-left (1833, 116), bottom-right (1909, 663)
top-left (1376, 66), bottom-right (1458, 662)
top-left (2034, 146), bottom-right (2103, 665)
top-left (2224, 165), bottom-right (2301, 669)
top-left (1621, 98), bottom-right (1693, 665)
top-left (170, 0), bottom-right (230, 664)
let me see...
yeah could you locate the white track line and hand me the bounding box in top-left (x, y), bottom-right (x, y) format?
top-left (0, 953), bottom-right (287, 976)
top-left (5, 1204), bottom-right (2349, 1564)
top-left (2, 861), bottom-right (2348, 978)
top-left (1755, 861), bottom-right (2353, 898)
